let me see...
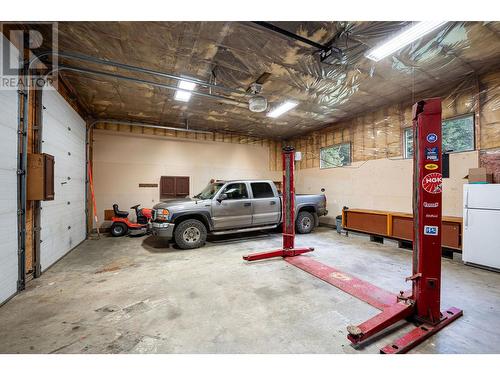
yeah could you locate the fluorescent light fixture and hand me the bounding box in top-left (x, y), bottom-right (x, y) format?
top-left (267, 101), bottom-right (298, 118)
top-left (174, 80), bottom-right (196, 102)
top-left (366, 21), bottom-right (447, 62)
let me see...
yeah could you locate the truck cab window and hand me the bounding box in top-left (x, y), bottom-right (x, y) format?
top-left (222, 183), bottom-right (248, 200)
top-left (251, 182), bottom-right (274, 198)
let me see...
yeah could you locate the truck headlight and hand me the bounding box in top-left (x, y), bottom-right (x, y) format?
top-left (157, 209), bottom-right (170, 221)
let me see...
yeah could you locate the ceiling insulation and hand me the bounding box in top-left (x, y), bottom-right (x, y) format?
top-left (36, 21), bottom-right (500, 139)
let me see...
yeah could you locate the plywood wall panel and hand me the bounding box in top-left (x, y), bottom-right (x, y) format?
top-left (364, 115), bottom-right (376, 160)
top-left (373, 109), bottom-right (387, 159)
top-left (386, 105), bottom-right (401, 158)
top-left (479, 71), bottom-right (500, 150)
top-left (326, 130), bottom-right (334, 146)
top-left (289, 70), bottom-right (500, 169)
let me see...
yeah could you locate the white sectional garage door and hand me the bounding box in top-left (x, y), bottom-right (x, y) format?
top-left (0, 64), bottom-right (19, 304)
top-left (40, 87), bottom-right (86, 271)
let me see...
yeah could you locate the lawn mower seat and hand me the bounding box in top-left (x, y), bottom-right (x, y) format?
top-left (113, 204), bottom-right (129, 218)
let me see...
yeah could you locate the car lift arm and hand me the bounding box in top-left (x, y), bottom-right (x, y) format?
top-left (243, 99), bottom-right (462, 353)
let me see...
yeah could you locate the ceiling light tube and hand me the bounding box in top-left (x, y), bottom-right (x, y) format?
top-left (175, 79), bottom-right (197, 102)
top-left (366, 21), bottom-right (447, 62)
top-left (267, 100), bottom-right (298, 118)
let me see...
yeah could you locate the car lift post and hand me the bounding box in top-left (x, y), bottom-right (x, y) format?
top-left (242, 146), bottom-right (314, 261)
top-left (243, 99), bottom-right (462, 353)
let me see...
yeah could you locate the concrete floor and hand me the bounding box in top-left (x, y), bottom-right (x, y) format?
top-left (0, 227), bottom-right (499, 354)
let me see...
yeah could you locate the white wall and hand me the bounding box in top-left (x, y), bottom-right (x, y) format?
top-left (40, 87), bottom-right (86, 270)
top-left (296, 151), bottom-right (479, 224)
top-left (93, 130), bottom-right (280, 227)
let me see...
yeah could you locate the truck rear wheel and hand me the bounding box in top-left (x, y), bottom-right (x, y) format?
top-left (296, 211), bottom-right (314, 234)
top-left (174, 219), bottom-right (207, 249)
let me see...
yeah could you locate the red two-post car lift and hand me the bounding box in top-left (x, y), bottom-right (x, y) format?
top-left (243, 98), bottom-right (463, 353)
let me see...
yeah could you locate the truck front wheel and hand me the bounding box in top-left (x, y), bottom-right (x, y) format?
top-left (174, 219), bottom-right (207, 249)
top-left (296, 211), bottom-right (314, 234)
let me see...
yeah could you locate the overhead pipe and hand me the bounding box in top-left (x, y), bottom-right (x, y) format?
top-left (57, 64), bottom-right (246, 106)
top-left (32, 50), bottom-right (250, 97)
top-left (88, 119), bottom-right (213, 135)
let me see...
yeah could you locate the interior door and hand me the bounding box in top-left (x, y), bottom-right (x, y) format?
top-left (250, 182), bottom-right (280, 226)
top-left (212, 183), bottom-right (252, 230)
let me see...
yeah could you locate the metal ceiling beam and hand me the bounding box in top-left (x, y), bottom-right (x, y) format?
top-left (252, 22), bottom-right (326, 50)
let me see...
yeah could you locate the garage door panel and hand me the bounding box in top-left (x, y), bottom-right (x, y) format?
top-left (0, 122), bottom-right (18, 166)
top-left (42, 118), bottom-right (85, 161)
top-left (0, 171), bottom-right (17, 213)
top-left (41, 234), bottom-right (70, 270)
top-left (0, 36), bottom-right (19, 304)
top-left (43, 112), bottom-right (85, 151)
top-left (44, 111), bottom-right (86, 147)
top-left (0, 92), bottom-right (18, 129)
top-left (44, 91), bottom-right (84, 123)
top-left (40, 88), bottom-right (86, 271)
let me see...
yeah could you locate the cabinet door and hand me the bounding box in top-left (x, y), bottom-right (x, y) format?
top-left (160, 176), bottom-right (175, 199)
top-left (175, 176), bottom-right (189, 197)
top-left (160, 176), bottom-right (190, 199)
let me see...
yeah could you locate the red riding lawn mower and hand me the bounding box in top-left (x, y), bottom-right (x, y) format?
top-left (110, 204), bottom-right (152, 237)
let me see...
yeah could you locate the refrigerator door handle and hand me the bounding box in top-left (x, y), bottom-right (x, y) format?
top-left (465, 188), bottom-right (469, 209)
top-left (465, 209), bottom-right (469, 228)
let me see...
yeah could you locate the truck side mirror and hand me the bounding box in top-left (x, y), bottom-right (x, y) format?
top-left (217, 193), bottom-right (228, 203)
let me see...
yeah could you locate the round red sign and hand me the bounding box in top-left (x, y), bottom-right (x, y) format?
top-left (422, 172), bottom-right (442, 194)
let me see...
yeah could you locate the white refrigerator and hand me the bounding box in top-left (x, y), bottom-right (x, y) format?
top-left (463, 184), bottom-right (500, 271)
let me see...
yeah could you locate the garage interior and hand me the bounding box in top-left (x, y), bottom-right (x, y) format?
top-left (1, 20), bottom-right (500, 355)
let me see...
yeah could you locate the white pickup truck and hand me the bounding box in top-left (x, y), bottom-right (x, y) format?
top-left (151, 179), bottom-right (327, 249)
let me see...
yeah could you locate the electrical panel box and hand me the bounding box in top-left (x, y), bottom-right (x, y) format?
top-left (27, 153), bottom-right (55, 201)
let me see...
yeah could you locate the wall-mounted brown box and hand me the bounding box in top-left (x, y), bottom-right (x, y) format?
top-left (464, 167), bottom-right (493, 184)
top-left (104, 209), bottom-right (114, 220)
top-left (27, 153), bottom-right (55, 201)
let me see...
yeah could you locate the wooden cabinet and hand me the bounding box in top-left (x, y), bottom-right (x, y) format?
top-left (27, 153), bottom-right (55, 201)
top-left (342, 208), bottom-right (462, 251)
top-left (160, 176), bottom-right (190, 199)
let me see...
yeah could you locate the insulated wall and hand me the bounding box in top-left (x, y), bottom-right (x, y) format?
top-left (40, 87), bottom-right (86, 271)
top-left (0, 74), bottom-right (19, 305)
